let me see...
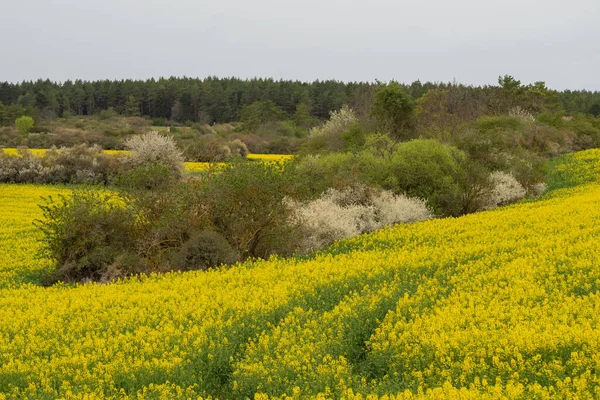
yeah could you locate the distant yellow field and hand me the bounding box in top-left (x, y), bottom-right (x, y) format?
top-left (1, 148), bottom-right (293, 172)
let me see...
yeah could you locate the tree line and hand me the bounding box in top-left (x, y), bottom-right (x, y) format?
top-left (0, 76), bottom-right (599, 126)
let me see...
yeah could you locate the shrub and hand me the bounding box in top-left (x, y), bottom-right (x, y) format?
top-left (228, 139), bottom-right (249, 157)
top-left (0, 126), bottom-right (21, 147)
top-left (191, 123), bottom-right (216, 135)
top-left (480, 171), bottom-right (526, 210)
top-left (370, 139), bottom-right (467, 216)
top-left (521, 123), bottom-right (567, 156)
top-left (44, 144), bottom-right (116, 184)
top-left (265, 137), bottom-right (302, 154)
top-left (0, 149), bottom-right (45, 183)
top-left (98, 108), bottom-right (118, 120)
top-left (291, 194), bottom-right (372, 250)
top-left (112, 163), bottom-right (175, 191)
top-left (477, 115), bottom-right (524, 132)
top-left (199, 161), bottom-right (300, 259)
top-left (170, 230), bottom-right (238, 271)
top-left (229, 133), bottom-right (267, 153)
top-left (309, 105), bottom-right (357, 138)
top-left (184, 136), bottom-right (232, 162)
top-left (15, 116), bottom-right (35, 134)
top-left (291, 185), bottom-right (432, 250)
top-left (0, 146), bottom-right (117, 184)
top-left (37, 191), bottom-right (140, 284)
top-left (291, 153), bottom-right (363, 197)
top-left (302, 108), bottom-right (371, 155)
top-left (124, 131), bottom-right (184, 174)
top-left (508, 106), bottom-right (535, 123)
top-left (371, 190), bottom-right (433, 226)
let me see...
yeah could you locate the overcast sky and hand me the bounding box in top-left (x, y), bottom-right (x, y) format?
top-left (1, 0), bottom-right (599, 90)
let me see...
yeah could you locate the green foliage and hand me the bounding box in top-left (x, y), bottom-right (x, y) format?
top-left (183, 136), bottom-right (231, 162)
top-left (98, 108), bottom-right (118, 120)
top-left (291, 153), bottom-right (362, 197)
top-left (124, 95), bottom-right (141, 116)
top-left (170, 230), bottom-right (238, 271)
top-left (294, 103), bottom-right (318, 131)
top-left (264, 136), bottom-right (302, 154)
top-left (294, 139), bottom-right (468, 216)
top-left (371, 82), bottom-right (415, 140)
top-left (240, 100), bottom-right (287, 131)
top-left (537, 111), bottom-right (565, 128)
top-left (200, 160), bottom-right (301, 258)
top-left (112, 163), bottom-right (176, 191)
top-left (15, 115), bottom-right (34, 134)
top-left (569, 115), bottom-right (600, 148)
top-left (476, 115), bottom-right (524, 132)
top-left (370, 139), bottom-right (467, 216)
top-left (341, 122), bottom-right (367, 152)
top-left (498, 74), bottom-right (522, 91)
top-left (37, 191), bottom-right (140, 284)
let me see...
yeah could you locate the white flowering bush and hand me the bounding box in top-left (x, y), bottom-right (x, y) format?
top-left (529, 182), bottom-right (548, 197)
top-left (309, 105), bottom-right (358, 137)
top-left (481, 171), bottom-right (526, 210)
top-left (291, 184), bottom-right (432, 250)
top-left (372, 190), bottom-right (435, 226)
top-left (509, 106), bottom-right (535, 123)
top-left (124, 131), bottom-right (184, 173)
top-left (0, 146), bottom-right (114, 184)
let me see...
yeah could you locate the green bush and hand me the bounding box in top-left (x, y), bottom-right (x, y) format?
top-left (476, 115), bottom-right (524, 132)
top-left (200, 160), bottom-right (301, 258)
top-left (184, 136), bottom-right (231, 162)
top-left (372, 139), bottom-right (467, 216)
top-left (291, 153), bottom-right (363, 197)
top-left (37, 191), bottom-right (140, 284)
top-left (112, 163), bottom-right (176, 191)
top-left (170, 230), bottom-right (238, 271)
top-left (15, 116), bottom-right (35, 134)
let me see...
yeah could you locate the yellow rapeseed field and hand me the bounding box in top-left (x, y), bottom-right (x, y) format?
top-left (1, 149), bottom-right (292, 173)
top-left (0, 150), bottom-right (599, 399)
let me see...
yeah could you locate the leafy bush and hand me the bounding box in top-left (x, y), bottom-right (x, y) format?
top-left (227, 139), bottom-right (249, 157)
top-left (112, 163), bottom-right (175, 191)
top-left (476, 115), bottom-right (525, 132)
top-left (15, 116), bottom-right (35, 134)
top-left (199, 161), bottom-right (301, 258)
top-left (170, 230), bottom-right (238, 271)
top-left (184, 136), bottom-right (232, 162)
top-left (370, 139), bottom-right (467, 216)
top-left (191, 123), bottom-right (216, 135)
top-left (265, 137), bottom-right (303, 154)
top-left (37, 191), bottom-right (140, 284)
top-left (291, 153), bottom-right (363, 197)
top-left (294, 140), bottom-right (469, 216)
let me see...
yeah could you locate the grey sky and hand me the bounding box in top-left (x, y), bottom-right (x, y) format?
top-left (1, 0), bottom-right (599, 90)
